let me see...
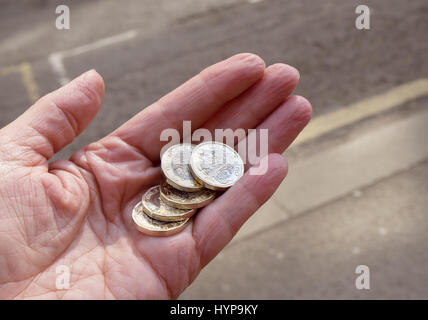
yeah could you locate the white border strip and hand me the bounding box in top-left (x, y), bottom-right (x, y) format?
top-left (48, 29), bottom-right (137, 86)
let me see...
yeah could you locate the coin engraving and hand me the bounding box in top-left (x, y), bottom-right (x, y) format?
top-left (160, 180), bottom-right (215, 209)
top-left (132, 201), bottom-right (189, 236)
top-left (142, 185), bottom-right (196, 221)
top-left (161, 144), bottom-right (203, 192)
top-left (189, 141), bottom-right (244, 190)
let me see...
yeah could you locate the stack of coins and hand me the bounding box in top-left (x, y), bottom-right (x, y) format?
top-left (132, 141), bottom-right (244, 236)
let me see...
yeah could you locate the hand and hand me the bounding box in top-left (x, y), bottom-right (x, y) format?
top-left (0, 53), bottom-right (311, 299)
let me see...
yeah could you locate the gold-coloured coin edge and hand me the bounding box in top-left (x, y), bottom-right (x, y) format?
top-left (159, 181), bottom-right (216, 209)
top-left (142, 185), bottom-right (197, 221)
top-left (132, 201), bottom-right (189, 237)
top-left (165, 177), bottom-right (203, 193)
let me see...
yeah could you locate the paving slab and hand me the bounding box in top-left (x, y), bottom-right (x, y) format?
top-left (182, 159), bottom-right (428, 299)
top-left (231, 197), bottom-right (290, 243)
top-left (275, 107), bottom-right (428, 215)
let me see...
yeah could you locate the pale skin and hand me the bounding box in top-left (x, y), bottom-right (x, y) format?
top-left (0, 53), bottom-right (311, 299)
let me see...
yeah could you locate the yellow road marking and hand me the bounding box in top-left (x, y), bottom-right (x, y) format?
top-left (293, 78), bottom-right (428, 146)
top-left (19, 63), bottom-right (40, 103)
top-left (0, 65), bottom-right (21, 75)
top-left (0, 62), bottom-right (40, 103)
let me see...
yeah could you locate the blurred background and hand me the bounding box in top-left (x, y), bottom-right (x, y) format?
top-left (1, 0), bottom-right (427, 299)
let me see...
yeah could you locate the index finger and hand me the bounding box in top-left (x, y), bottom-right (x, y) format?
top-left (110, 53), bottom-right (265, 161)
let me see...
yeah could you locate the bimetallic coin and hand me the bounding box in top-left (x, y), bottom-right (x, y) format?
top-left (189, 141), bottom-right (244, 191)
top-left (142, 185), bottom-right (196, 221)
top-left (132, 201), bottom-right (189, 237)
top-left (161, 143), bottom-right (203, 192)
top-left (159, 180), bottom-right (216, 209)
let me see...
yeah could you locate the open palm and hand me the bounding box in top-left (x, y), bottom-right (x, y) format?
top-left (0, 54), bottom-right (311, 299)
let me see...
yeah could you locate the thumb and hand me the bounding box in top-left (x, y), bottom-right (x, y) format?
top-left (1, 70), bottom-right (104, 163)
